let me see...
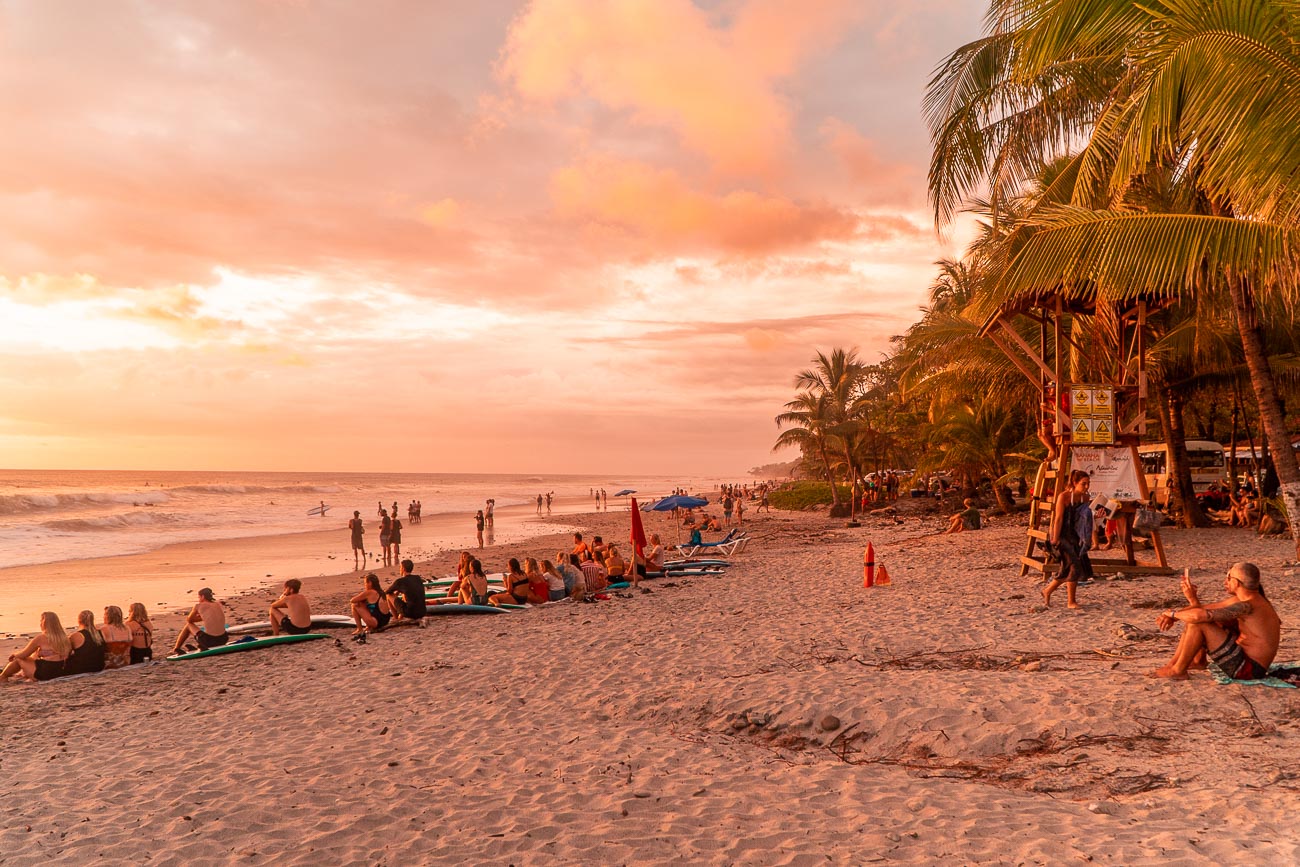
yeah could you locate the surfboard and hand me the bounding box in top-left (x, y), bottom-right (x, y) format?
top-left (167, 633), bottom-right (327, 660)
top-left (227, 615), bottom-right (355, 635)
top-left (306, 504), bottom-right (331, 516)
top-left (422, 604), bottom-right (505, 615)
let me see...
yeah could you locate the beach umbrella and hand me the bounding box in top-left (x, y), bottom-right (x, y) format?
top-left (629, 497), bottom-right (647, 568)
top-left (614, 488), bottom-right (637, 496)
top-left (648, 495), bottom-right (708, 511)
top-left (648, 494), bottom-right (708, 542)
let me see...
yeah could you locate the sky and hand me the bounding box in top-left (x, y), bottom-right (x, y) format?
top-left (0, 0), bottom-right (985, 476)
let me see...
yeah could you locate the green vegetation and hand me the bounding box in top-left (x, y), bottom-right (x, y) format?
top-left (768, 481), bottom-right (853, 511)
top-left (772, 2), bottom-right (1300, 553)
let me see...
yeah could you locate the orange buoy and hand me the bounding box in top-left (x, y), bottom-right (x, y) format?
top-left (876, 563), bottom-right (892, 586)
top-left (862, 542), bottom-right (875, 588)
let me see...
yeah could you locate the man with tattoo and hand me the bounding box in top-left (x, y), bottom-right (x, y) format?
top-left (1148, 562), bottom-right (1281, 680)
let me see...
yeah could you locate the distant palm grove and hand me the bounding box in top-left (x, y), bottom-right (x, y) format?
top-left (775, 1), bottom-right (1300, 556)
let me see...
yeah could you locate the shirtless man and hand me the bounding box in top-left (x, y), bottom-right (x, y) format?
top-left (269, 579), bottom-right (313, 635)
top-left (349, 511), bottom-right (366, 569)
top-left (170, 588), bottom-right (228, 655)
top-left (1148, 562), bottom-right (1281, 680)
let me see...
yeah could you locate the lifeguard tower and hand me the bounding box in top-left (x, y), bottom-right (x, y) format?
top-left (979, 294), bottom-right (1174, 577)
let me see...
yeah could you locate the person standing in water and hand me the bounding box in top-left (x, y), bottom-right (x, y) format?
top-left (349, 510), bottom-right (367, 569)
top-left (475, 510), bottom-right (486, 548)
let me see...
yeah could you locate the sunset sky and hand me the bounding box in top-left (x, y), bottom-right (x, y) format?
top-left (0, 1), bottom-right (983, 475)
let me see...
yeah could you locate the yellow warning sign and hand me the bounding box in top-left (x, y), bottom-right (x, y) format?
top-left (1074, 419), bottom-right (1092, 444)
top-left (1073, 388), bottom-right (1093, 413)
top-left (1092, 388), bottom-right (1112, 411)
top-left (1068, 384), bottom-right (1115, 441)
top-left (1093, 419), bottom-right (1114, 445)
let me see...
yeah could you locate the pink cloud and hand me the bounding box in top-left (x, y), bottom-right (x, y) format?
top-left (501, 0), bottom-right (861, 176)
top-left (549, 158), bottom-right (858, 255)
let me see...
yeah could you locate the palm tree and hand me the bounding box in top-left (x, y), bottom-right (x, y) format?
top-left (793, 349), bottom-right (870, 515)
top-left (928, 0), bottom-right (1300, 555)
top-left (774, 391), bottom-right (843, 506)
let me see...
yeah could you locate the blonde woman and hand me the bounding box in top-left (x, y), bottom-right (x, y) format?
top-left (524, 557), bottom-right (549, 604)
top-left (604, 545), bottom-right (627, 581)
top-left (101, 606), bottom-right (134, 670)
top-left (127, 603), bottom-right (154, 664)
top-left (1, 612), bottom-right (73, 682)
top-left (542, 559), bottom-right (567, 602)
top-left (66, 610), bottom-right (106, 675)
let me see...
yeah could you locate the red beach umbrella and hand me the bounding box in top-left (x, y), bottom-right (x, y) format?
top-left (629, 497), bottom-right (647, 559)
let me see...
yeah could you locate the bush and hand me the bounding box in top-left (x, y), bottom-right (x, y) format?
top-left (768, 481), bottom-right (853, 511)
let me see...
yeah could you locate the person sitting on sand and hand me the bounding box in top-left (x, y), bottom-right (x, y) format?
top-left (270, 579), bottom-right (313, 635)
top-left (386, 559), bottom-right (427, 625)
top-left (1, 611), bottom-right (72, 683)
top-left (127, 603), bottom-right (153, 665)
top-left (458, 559), bottom-right (491, 606)
top-left (66, 610), bottom-right (106, 675)
top-left (101, 606), bottom-right (134, 670)
top-left (560, 553), bottom-right (585, 600)
top-left (171, 588), bottom-right (229, 655)
top-left (349, 511), bottom-right (367, 569)
top-left (490, 558), bottom-right (531, 606)
top-left (571, 532), bottom-right (590, 557)
top-left (944, 498), bottom-right (982, 534)
top-left (580, 551), bottom-right (609, 595)
top-left (591, 536), bottom-right (607, 561)
top-left (350, 573), bottom-right (392, 635)
top-left (604, 545), bottom-right (627, 581)
top-left (542, 559), bottom-right (567, 602)
top-left (525, 557), bottom-right (550, 604)
top-left (1042, 471), bottom-right (1093, 609)
top-left (1148, 562), bottom-right (1281, 680)
top-left (634, 533), bottom-right (665, 582)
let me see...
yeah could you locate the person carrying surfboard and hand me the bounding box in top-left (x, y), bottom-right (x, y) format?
top-left (170, 588), bottom-right (228, 655)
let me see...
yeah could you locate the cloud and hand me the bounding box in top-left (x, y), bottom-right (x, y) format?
top-left (549, 157), bottom-right (859, 255)
top-left (501, 0), bottom-right (861, 175)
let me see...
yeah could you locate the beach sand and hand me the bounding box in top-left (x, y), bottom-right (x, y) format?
top-left (3, 505), bottom-right (1299, 864)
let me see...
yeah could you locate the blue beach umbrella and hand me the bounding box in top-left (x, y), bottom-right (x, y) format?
top-left (614, 488), bottom-right (637, 496)
top-left (648, 494), bottom-right (708, 541)
top-left (649, 495), bottom-right (708, 511)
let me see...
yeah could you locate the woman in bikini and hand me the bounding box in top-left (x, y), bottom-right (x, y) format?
top-left (1, 611), bottom-right (73, 682)
top-left (127, 603), bottom-right (153, 665)
top-left (350, 573), bottom-right (392, 635)
top-left (604, 545), bottom-right (627, 582)
top-left (66, 610), bottom-right (106, 675)
top-left (457, 558), bottom-right (491, 606)
top-left (490, 558), bottom-right (531, 607)
top-left (101, 606), bottom-right (134, 670)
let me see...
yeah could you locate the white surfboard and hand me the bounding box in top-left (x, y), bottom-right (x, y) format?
top-left (228, 614), bottom-right (355, 635)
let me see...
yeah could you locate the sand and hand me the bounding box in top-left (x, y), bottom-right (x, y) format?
top-left (3, 504), bottom-right (1300, 865)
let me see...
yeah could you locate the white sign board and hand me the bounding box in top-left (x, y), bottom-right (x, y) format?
top-left (1070, 446), bottom-right (1142, 501)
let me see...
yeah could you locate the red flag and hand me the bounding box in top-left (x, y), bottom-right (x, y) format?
top-left (629, 497), bottom-right (647, 558)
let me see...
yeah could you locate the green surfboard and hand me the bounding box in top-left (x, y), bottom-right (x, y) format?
top-left (167, 633), bottom-right (328, 661)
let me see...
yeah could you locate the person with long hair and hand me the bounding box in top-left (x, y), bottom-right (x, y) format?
top-left (524, 557), bottom-right (549, 604)
top-left (127, 603), bottom-right (153, 665)
top-left (1044, 470), bottom-right (1094, 609)
top-left (542, 559), bottom-right (567, 602)
top-left (490, 558), bottom-right (530, 606)
top-left (66, 610), bottom-right (106, 675)
top-left (1, 612), bottom-right (73, 682)
top-left (101, 606), bottom-right (133, 670)
top-left (458, 558), bottom-right (491, 606)
top-left (350, 572), bottom-right (392, 636)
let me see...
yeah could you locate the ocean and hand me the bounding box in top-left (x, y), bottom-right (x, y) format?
top-left (0, 469), bottom-right (729, 570)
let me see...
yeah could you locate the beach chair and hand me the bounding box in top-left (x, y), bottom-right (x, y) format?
top-left (674, 528), bottom-right (745, 558)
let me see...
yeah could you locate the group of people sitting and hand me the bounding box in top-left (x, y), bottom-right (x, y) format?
top-left (2, 532), bottom-right (677, 679)
top-left (2, 604), bottom-right (154, 683)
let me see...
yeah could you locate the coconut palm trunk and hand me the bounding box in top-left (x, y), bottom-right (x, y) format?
top-left (1231, 276), bottom-right (1300, 557)
top-left (1156, 387), bottom-right (1211, 528)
